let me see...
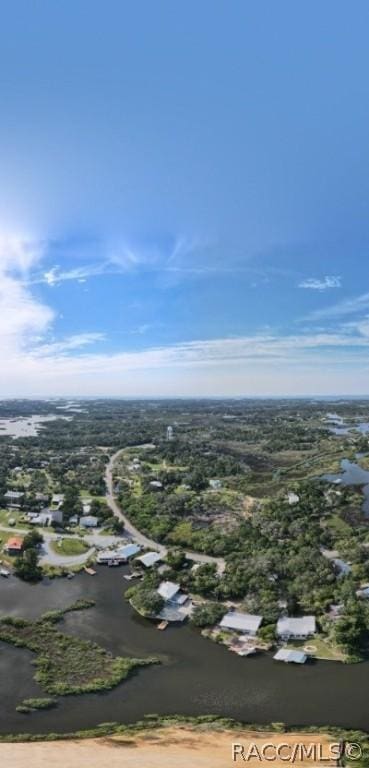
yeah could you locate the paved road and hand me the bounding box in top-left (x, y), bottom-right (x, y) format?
top-left (105, 449), bottom-right (226, 573)
top-left (0, 526), bottom-right (123, 568)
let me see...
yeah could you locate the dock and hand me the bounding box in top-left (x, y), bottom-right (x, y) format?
top-left (157, 620), bottom-right (169, 630)
top-left (84, 567), bottom-right (96, 576)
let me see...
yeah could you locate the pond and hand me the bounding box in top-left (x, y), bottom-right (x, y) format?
top-left (0, 415), bottom-right (72, 438)
top-left (323, 459), bottom-right (369, 514)
top-left (2, 569), bottom-right (369, 734)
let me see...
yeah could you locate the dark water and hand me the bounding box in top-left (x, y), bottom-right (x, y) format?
top-left (323, 459), bottom-right (369, 514)
top-left (1, 568), bottom-right (369, 735)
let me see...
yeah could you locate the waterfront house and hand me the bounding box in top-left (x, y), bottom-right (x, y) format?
top-left (97, 543), bottom-right (141, 564)
top-left (276, 616), bottom-right (316, 640)
top-left (219, 611), bottom-right (263, 636)
top-left (4, 536), bottom-right (24, 555)
top-left (158, 580), bottom-right (181, 602)
top-left (274, 648), bottom-right (307, 664)
top-left (156, 580), bottom-right (193, 623)
top-left (136, 551), bottom-right (162, 568)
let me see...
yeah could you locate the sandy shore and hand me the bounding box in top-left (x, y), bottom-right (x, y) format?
top-left (0, 726), bottom-right (339, 768)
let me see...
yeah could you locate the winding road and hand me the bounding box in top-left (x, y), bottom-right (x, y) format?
top-left (105, 448), bottom-right (226, 573)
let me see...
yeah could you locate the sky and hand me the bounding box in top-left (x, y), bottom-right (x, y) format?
top-left (1, 1), bottom-right (369, 397)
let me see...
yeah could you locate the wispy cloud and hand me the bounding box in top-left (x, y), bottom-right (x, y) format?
top-left (305, 291), bottom-right (369, 321)
top-left (34, 333), bottom-right (105, 356)
top-left (298, 275), bottom-right (341, 291)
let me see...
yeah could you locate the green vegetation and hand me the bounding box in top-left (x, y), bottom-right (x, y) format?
top-left (51, 537), bottom-right (89, 556)
top-left (0, 602), bottom-right (157, 696)
top-left (16, 698), bottom-right (57, 714)
top-left (127, 586), bottom-right (164, 618)
top-left (190, 602), bottom-right (226, 627)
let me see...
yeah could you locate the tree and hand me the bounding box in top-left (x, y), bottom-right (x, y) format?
top-left (14, 548), bottom-right (42, 582)
top-left (23, 529), bottom-right (44, 550)
top-left (191, 602), bottom-right (226, 627)
top-left (131, 588), bottom-right (164, 617)
top-left (61, 486), bottom-right (82, 521)
top-left (166, 548), bottom-right (187, 571)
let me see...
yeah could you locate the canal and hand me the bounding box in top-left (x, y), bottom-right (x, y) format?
top-left (0, 567), bottom-right (368, 734)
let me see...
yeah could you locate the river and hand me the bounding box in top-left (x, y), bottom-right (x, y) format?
top-left (1, 568), bottom-right (369, 734)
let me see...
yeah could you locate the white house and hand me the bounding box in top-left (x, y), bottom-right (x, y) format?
top-left (52, 493), bottom-right (64, 507)
top-left (219, 611), bottom-right (263, 636)
top-left (277, 616), bottom-right (316, 640)
top-left (156, 580), bottom-right (193, 622)
top-left (80, 515), bottom-right (99, 528)
top-left (158, 580), bottom-right (181, 602)
top-left (209, 479), bottom-right (222, 490)
top-left (97, 543), bottom-right (141, 564)
top-left (287, 492), bottom-right (300, 505)
top-left (136, 551), bottom-right (162, 568)
top-left (150, 480), bottom-right (163, 490)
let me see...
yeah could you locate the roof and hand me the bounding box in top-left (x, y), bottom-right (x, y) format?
top-left (158, 580), bottom-right (180, 601)
top-left (274, 648), bottom-right (307, 663)
top-left (277, 616), bottom-right (316, 636)
top-left (80, 515), bottom-right (99, 526)
top-left (137, 551), bottom-right (162, 567)
top-left (6, 536), bottom-right (23, 550)
top-left (117, 543), bottom-right (141, 558)
top-left (5, 490), bottom-right (24, 498)
top-left (219, 611), bottom-right (262, 633)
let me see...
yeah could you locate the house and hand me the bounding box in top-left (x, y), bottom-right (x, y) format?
top-left (149, 480), bottom-right (163, 490)
top-left (276, 616), bottom-right (316, 640)
top-left (274, 648), bottom-right (307, 664)
top-left (52, 493), bottom-right (64, 507)
top-left (156, 580), bottom-right (193, 623)
top-left (80, 515), bottom-right (99, 528)
top-left (158, 580), bottom-right (181, 602)
top-left (356, 586), bottom-right (369, 599)
top-left (209, 479), bottom-right (222, 490)
top-left (69, 515), bottom-right (79, 526)
top-left (219, 611), bottom-right (263, 636)
top-left (287, 492), bottom-right (300, 505)
top-left (136, 551), bottom-right (162, 568)
top-left (321, 549), bottom-right (351, 577)
top-left (4, 490), bottom-right (24, 508)
top-left (332, 558), bottom-right (351, 577)
top-left (5, 536), bottom-right (24, 555)
top-left (35, 493), bottom-right (49, 503)
top-left (117, 543), bottom-right (141, 560)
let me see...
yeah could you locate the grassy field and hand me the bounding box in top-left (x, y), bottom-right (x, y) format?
top-left (51, 538), bottom-right (89, 556)
top-left (287, 637), bottom-right (348, 662)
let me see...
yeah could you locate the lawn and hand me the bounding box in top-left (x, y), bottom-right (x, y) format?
top-left (287, 636), bottom-right (348, 662)
top-left (51, 538), bottom-right (89, 556)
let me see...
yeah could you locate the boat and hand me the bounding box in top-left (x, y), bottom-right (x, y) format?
top-left (108, 559), bottom-right (120, 567)
top-left (0, 568), bottom-right (10, 577)
top-left (66, 572), bottom-right (75, 579)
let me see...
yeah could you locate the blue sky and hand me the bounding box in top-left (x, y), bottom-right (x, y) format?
top-left (1, 1), bottom-right (369, 396)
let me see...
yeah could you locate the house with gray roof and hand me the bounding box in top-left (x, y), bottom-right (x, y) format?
top-left (276, 616), bottom-right (316, 639)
